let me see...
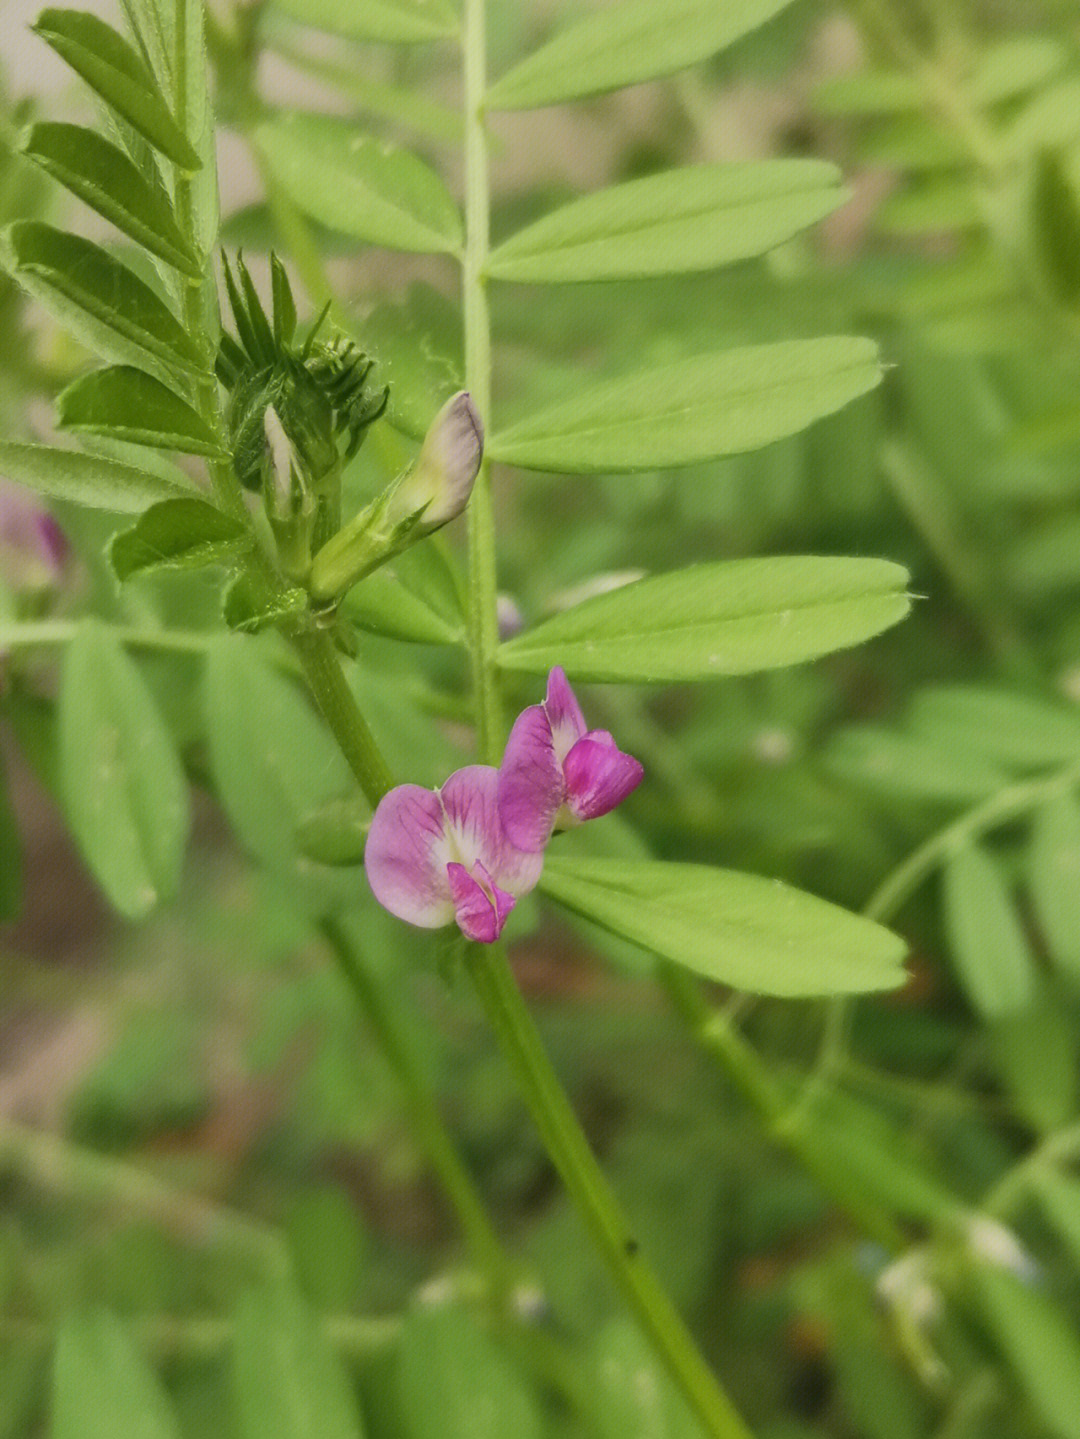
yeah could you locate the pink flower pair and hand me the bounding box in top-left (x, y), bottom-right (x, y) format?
top-left (364, 668), bottom-right (643, 943)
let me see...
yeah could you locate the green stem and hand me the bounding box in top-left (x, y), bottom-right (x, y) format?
top-left (321, 917), bottom-right (513, 1289)
top-left (0, 1116), bottom-right (290, 1279)
top-left (464, 944), bottom-right (755, 1439)
top-left (462, 0), bottom-right (503, 765)
top-left (863, 760), bottom-right (1080, 926)
top-left (291, 628), bottom-right (394, 806)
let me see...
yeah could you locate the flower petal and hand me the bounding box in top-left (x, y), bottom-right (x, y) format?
top-left (544, 666), bottom-right (587, 760)
top-left (442, 765), bottom-right (544, 895)
top-left (563, 731), bottom-right (644, 821)
top-left (364, 783), bottom-right (455, 928)
top-left (447, 860), bottom-right (515, 942)
top-left (498, 704), bottom-right (563, 852)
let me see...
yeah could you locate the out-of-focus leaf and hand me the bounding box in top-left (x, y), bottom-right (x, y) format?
top-left (487, 161), bottom-right (845, 283)
top-left (1029, 792), bottom-right (1080, 985)
top-left (21, 122), bottom-right (200, 276)
top-left (285, 1187), bottom-right (368, 1310)
top-left (233, 1282), bottom-right (364, 1439)
top-left (813, 69), bottom-right (921, 115)
top-left (500, 557), bottom-right (909, 682)
top-left (57, 366), bottom-right (226, 457)
top-left (943, 843), bottom-right (1037, 1019)
top-left (1008, 512), bottom-right (1080, 596)
top-left (855, 116), bottom-right (968, 170)
top-left (53, 1308), bottom-right (180, 1439)
top-left (826, 727), bottom-right (1009, 805)
top-left (203, 638), bottom-right (352, 879)
top-left (32, 9), bottom-right (200, 169)
top-left (540, 853), bottom-right (908, 996)
top-left (361, 283), bottom-right (463, 437)
top-left (907, 686), bottom-right (1080, 771)
top-left (1007, 77), bottom-right (1080, 156)
top-left (1035, 1174), bottom-right (1080, 1270)
top-left (875, 176), bottom-right (981, 235)
top-left (0, 441), bottom-right (194, 511)
top-left (110, 497), bottom-right (248, 580)
top-left (254, 111), bottom-right (462, 253)
top-left (4, 222), bottom-right (205, 378)
top-left (591, 1320), bottom-right (703, 1439)
top-left (992, 997), bottom-right (1077, 1132)
top-left (59, 623), bottom-right (189, 918)
top-left (486, 0), bottom-right (797, 110)
top-left (397, 1305), bottom-right (542, 1439)
top-left (489, 338), bottom-right (881, 473)
top-left (969, 1264), bottom-right (1080, 1439)
top-left (269, 0), bottom-right (456, 42)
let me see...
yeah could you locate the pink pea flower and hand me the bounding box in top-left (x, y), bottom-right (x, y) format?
top-left (364, 765), bottom-right (543, 943)
top-left (0, 481), bottom-right (67, 589)
top-left (498, 667), bottom-right (643, 853)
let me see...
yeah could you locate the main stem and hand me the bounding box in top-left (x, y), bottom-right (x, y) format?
top-left (458, 7), bottom-right (753, 1436)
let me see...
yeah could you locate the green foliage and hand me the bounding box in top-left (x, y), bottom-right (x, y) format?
top-left (540, 852), bottom-right (907, 995)
top-left (500, 557), bottom-right (910, 681)
top-left (52, 1308), bottom-right (180, 1439)
top-left (58, 623), bottom-right (190, 918)
top-left (57, 366), bottom-right (225, 456)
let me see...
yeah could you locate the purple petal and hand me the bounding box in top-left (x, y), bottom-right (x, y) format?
top-left (447, 860), bottom-right (515, 942)
top-left (563, 731), bottom-right (644, 822)
top-left (364, 784), bottom-right (455, 928)
top-left (544, 667), bottom-right (587, 760)
top-left (440, 766), bottom-right (544, 895)
top-left (497, 705), bottom-right (563, 853)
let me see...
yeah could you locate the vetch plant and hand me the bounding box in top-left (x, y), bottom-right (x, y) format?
top-left (24, 0), bottom-right (1071, 1434)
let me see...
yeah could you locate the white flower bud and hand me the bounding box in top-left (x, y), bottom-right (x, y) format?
top-left (387, 392), bottom-right (483, 530)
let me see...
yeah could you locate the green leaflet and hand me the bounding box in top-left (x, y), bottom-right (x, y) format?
top-left (268, 0), bottom-right (457, 43)
top-left (57, 366), bottom-right (226, 457)
top-left (4, 221), bottom-right (205, 379)
top-left (487, 161), bottom-right (846, 283)
top-left (539, 854), bottom-right (908, 996)
top-left (343, 539), bottom-right (465, 644)
top-left (110, 497), bottom-right (249, 580)
top-left (233, 1283), bottom-right (365, 1439)
top-left (486, 0), bottom-right (797, 110)
top-left (970, 1265), bottom-right (1080, 1439)
top-left (59, 623), bottom-right (190, 919)
top-left (1029, 792), bottom-right (1080, 986)
top-left (499, 557), bottom-right (910, 682)
top-left (254, 111), bottom-right (462, 254)
top-left (488, 338), bottom-right (881, 473)
top-left (32, 8), bottom-right (201, 169)
top-left (20, 122), bottom-right (201, 277)
top-left (397, 1306), bottom-right (542, 1439)
top-left (52, 1308), bottom-right (181, 1439)
top-left (826, 726), bottom-right (1010, 805)
top-left (943, 843), bottom-right (1037, 1019)
top-left (223, 570), bottom-right (308, 633)
top-left (118, 0), bottom-right (218, 257)
top-left (0, 440), bottom-right (196, 511)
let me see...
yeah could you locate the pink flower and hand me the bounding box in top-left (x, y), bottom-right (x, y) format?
top-left (0, 482), bottom-right (67, 589)
top-left (498, 667), bottom-right (643, 853)
top-left (364, 765), bottom-right (543, 943)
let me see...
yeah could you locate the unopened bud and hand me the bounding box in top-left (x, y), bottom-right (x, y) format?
top-left (308, 392), bottom-right (482, 603)
top-left (386, 392), bottom-right (483, 529)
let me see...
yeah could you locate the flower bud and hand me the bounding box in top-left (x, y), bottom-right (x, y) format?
top-left (308, 392), bottom-right (482, 603)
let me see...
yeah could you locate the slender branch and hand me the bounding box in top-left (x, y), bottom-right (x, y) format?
top-left (291, 628), bottom-right (394, 806)
top-left (0, 1116), bottom-right (290, 1279)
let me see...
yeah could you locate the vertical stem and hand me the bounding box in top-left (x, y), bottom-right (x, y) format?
top-left (292, 628), bottom-right (394, 806)
top-left (464, 944), bottom-right (756, 1439)
top-left (321, 918), bottom-right (513, 1290)
top-left (462, 0), bottom-right (503, 764)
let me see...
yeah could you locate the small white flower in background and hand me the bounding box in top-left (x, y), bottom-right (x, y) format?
top-left (966, 1216), bottom-right (1039, 1283)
